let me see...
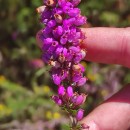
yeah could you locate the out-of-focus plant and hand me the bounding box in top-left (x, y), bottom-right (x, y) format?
top-left (0, 75), bottom-right (61, 123)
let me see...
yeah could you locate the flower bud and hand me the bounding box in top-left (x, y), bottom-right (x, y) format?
top-left (54, 14), bottom-right (63, 24)
top-left (81, 49), bottom-right (87, 59)
top-left (44, 0), bottom-right (56, 7)
top-left (74, 15), bottom-right (87, 26)
top-left (66, 86), bottom-right (73, 98)
top-left (52, 74), bottom-right (61, 85)
top-left (36, 6), bottom-right (47, 13)
top-left (76, 109), bottom-right (84, 121)
top-left (77, 77), bottom-right (87, 86)
top-left (68, 8), bottom-right (80, 17)
top-left (47, 20), bottom-right (56, 28)
top-left (75, 95), bottom-right (84, 106)
top-left (72, 64), bottom-right (81, 71)
top-left (58, 54), bottom-right (66, 63)
top-left (49, 60), bottom-right (61, 68)
top-left (52, 96), bottom-right (63, 105)
top-left (58, 86), bottom-right (65, 96)
top-left (71, 0), bottom-right (81, 6)
top-left (53, 26), bottom-right (63, 39)
top-left (76, 94), bottom-right (87, 106)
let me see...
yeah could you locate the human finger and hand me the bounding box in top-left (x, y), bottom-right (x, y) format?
top-left (81, 27), bottom-right (130, 68)
top-left (80, 84), bottom-right (130, 130)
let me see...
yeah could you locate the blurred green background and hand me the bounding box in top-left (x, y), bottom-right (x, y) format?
top-left (0, 0), bottom-right (130, 130)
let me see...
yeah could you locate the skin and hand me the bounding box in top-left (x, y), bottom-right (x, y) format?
top-left (80, 28), bottom-right (130, 130)
top-left (36, 27), bottom-right (130, 130)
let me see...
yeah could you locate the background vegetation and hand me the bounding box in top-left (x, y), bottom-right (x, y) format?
top-left (0, 0), bottom-right (130, 129)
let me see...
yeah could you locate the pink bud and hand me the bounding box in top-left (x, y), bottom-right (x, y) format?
top-left (52, 96), bottom-right (62, 106)
top-left (76, 94), bottom-right (87, 106)
top-left (71, 0), bottom-right (81, 6)
top-left (71, 93), bottom-right (87, 106)
top-left (66, 86), bottom-right (73, 98)
top-left (76, 109), bottom-right (84, 121)
top-left (75, 95), bottom-right (84, 106)
top-left (77, 77), bottom-right (87, 86)
top-left (58, 86), bottom-right (65, 96)
top-left (52, 74), bottom-right (61, 85)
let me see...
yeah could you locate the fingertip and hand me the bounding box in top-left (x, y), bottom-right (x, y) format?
top-left (80, 120), bottom-right (100, 130)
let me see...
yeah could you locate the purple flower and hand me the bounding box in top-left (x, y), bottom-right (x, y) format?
top-left (53, 8), bottom-right (63, 15)
top-left (37, 0), bottom-right (88, 125)
top-left (60, 35), bottom-right (68, 45)
top-left (62, 2), bottom-right (73, 13)
top-left (42, 27), bottom-right (52, 38)
top-left (74, 15), bottom-right (87, 26)
top-left (75, 95), bottom-right (84, 106)
top-left (71, 93), bottom-right (86, 106)
top-left (58, 85), bottom-right (65, 96)
top-left (53, 26), bottom-right (63, 39)
top-left (77, 77), bottom-right (87, 86)
top-left (71, 0), bottom-right (81, 6)
top-left (42, 38), bottom-right (53, 50)
top-left (76, 109), bottom-right (84, 121)
top-left (73, 52), bottom-right (83, 64)
top-left (47, 41), bottom-right (59, 53)
top-left (66, 86), bottom-right (73, 98)
top-left (58, 0), bottom-right (66, 8)
top-left (63, 18), bottom-right (75, 29)
top-left (41, 8), bottom-right (52, 20)
top-left (42, 53), bottom-right (52, 63)
top-left (52, 74), bottom-right (61, 85)
top-left (67, 8), bottom-right (80, 17)
top-left (52, 96), bottom-right (63, 105)
top-left (47, 20), bottom-right (56, 28)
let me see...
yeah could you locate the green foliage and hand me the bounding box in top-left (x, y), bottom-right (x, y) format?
top-left (80, 0), bottom-right (130, 26)
top-left (0, 76), bottom-right (58, 121)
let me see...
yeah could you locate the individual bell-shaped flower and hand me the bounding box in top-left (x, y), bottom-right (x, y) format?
top-left (76, 109), bottom-right (84, 121)
top-left (74, 15), bottom-right (87, 26)
top-left (52, 95), bottom-right (63, 106)
top-left (52, 74), bottom-right (61, 85)
top-left (67, 8), bottom-right (80, 17)
top-left (77, 77), bottom-right (87, 86)
top-left (66, 86), bottom-right (73, 98)
top-left (47, 20), bottom-right (56, 28)
top-left (71, 0), bottom-right (81, 7)
top-left (53, 26), bottom-right (63, 39)
top-left (58, 85), bottom-right (65, 96)
top-left (75, 94), bottom-right (87, 106)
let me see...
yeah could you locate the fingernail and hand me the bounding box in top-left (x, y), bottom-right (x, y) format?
top-left (81, 121), bottom-right (99, 130)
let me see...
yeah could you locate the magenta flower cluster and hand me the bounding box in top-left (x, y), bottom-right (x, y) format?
top-left (37, 0), bottom-right (87, 127)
